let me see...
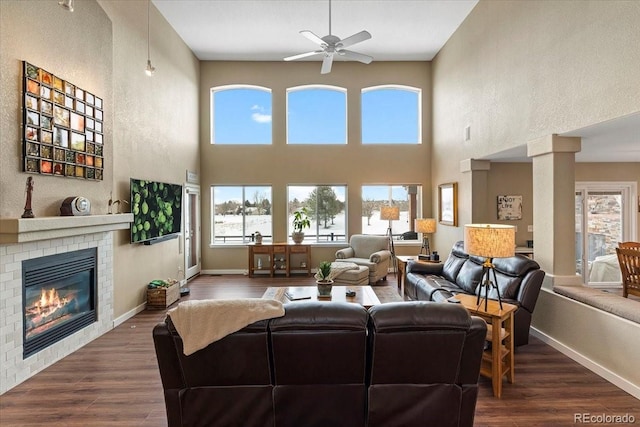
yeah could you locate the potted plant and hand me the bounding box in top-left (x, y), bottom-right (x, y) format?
top-left (315, 261), bottom-right (333, 297)
top-left (291, 207), bottom-right (310, 244)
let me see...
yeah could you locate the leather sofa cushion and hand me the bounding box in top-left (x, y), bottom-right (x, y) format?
top-left (493, 255), bottom-right (539, 277)
top-left (455, 260), bottom-right (483, 294)
top-left (441, 256), bottom-right (466, 283)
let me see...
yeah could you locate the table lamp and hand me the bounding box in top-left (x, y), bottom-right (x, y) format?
top-left (415, 218), bottom-right (436, 256)
top-left (464, 224), bottom-right (515, 310)
top-left (380, 205), bottom-right (400, 273)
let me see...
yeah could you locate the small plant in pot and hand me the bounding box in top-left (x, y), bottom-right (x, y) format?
top-left (291, 207), bottom-right (310, 244)
top-left (315, 261), bottom-right (334, 297)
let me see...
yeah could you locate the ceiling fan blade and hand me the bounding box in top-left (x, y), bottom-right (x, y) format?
top-left (321, 54), bottom-right (334, 74)
top-left (300, 30), bottom-right (326, 46)
top-left (338, 49), bottom-right (373, 64)
top-left (284, 50), bottom-right (323, 61)
top-left (337, 30), bottom-right (371, 49)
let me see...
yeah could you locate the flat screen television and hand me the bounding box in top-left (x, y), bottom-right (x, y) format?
top-left (130, 178), bottom-right (183, 245)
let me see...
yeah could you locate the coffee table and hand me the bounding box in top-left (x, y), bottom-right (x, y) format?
top-left (454, 293), bottom-right (517, 398)
top-left (262, 285), bottom-right (381, 309)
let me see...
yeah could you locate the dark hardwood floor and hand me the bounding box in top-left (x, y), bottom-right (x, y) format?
top-left (1, 274), bottom-right (637, 426)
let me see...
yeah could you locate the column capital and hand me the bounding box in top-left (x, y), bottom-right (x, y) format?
top-left (460, 158), bottom-right (491, 173)
top-left (527, 134), bottom-right (581, 158)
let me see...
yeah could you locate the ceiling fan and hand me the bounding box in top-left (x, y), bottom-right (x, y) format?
top-left (284, 0), bottom-right (373, 74)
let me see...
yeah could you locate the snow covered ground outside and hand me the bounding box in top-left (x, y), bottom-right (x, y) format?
top-left (213, 209), bottom-right (413, 242)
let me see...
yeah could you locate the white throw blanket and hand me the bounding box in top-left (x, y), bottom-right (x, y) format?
top-left (329, 261), bottom-right (359, 280)
top-left (167, 298), bottom-right (285, 356)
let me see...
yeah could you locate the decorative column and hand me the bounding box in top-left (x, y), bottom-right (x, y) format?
top-left (460, 159), bottom-right (491, 223)
top-left (527, 134), bottom-right (581, 286)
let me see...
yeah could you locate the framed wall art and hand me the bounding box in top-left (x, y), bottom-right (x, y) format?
top-left (497, 195), bottom-right (523, 220)
top-left (22, 61), bottom-right (104, 180)
top-left (438, 182), bottom-right (458, 226)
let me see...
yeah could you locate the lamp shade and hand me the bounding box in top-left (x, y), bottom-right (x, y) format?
top-left (380, 206), bottom-right (400, 221)
top-left (464, 224), bottom-right (515, 258)
top-left (415, 218), bottom-right (436, 234)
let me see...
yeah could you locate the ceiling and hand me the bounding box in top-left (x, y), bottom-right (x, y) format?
top-left (151, 0), bottom-right (478, 61)
top-left (152, 0), bottom-right (639, 163)
top-left (485, 112), bottom-right (640, 163)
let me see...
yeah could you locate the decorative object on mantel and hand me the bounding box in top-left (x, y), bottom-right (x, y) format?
top-left (497, 195), bottom-right (523, 220)
top-left (60, 196), bottom-right (91, 216)
top-left (21, 177), bottom-right (35, 218)
top-left (22, 61), bottom-right (104, 181)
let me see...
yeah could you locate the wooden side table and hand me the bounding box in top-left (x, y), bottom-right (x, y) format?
top-left (454, 294), bottom-right (517, 398)
top-left (395, 255), bottom-right (417, 296)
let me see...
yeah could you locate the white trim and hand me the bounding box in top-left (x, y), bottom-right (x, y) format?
top-left (201, 269), bottom-right (247, 275)
top-left (112, 302), bottom-right (146, 328)
top-left (530, 327), bottom-right (640, 399)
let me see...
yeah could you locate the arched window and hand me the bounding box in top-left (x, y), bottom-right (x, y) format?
top-left (287, 85), bottom-right (347, 144)
top-left (361, 85), bottom-right (421, 144)
top-left (211, 85), bottom-right (272, 144)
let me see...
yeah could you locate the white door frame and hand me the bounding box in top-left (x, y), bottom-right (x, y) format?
top-left (575, 181), bottom-right (637, 287)
top-left (184, 183), bottom-right (201, 280)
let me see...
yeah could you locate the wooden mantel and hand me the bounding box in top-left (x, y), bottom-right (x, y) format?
top-left (0, 214), bottom-right (133, 244)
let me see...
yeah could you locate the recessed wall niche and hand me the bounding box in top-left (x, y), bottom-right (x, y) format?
top-left (22, 61), bottom-right (104, 181)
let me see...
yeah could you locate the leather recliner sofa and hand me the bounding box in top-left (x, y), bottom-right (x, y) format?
top-left (405, 241), bottom-right (545, 347)
top-left (153, 301), bottom-right (487, 427)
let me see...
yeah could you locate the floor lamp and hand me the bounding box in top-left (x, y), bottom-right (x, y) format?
top-left (380, 206), bottom-right (400, 275)
top-left (415, 218), bottom-right (436, 257)
top-left (464, 224), bottom-right (515, 311)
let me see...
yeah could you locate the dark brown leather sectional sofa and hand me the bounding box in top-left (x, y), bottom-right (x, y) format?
top-left (153, 301), bottom-right (487, 427)
top-left (405, 241), bottom-right (545, 347)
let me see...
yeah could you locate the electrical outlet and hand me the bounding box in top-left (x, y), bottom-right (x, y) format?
top-left (527, 225), bottom-right (533, 232)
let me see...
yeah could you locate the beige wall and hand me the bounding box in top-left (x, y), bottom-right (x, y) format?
top-left (198, 61), bottom-right (432, 271)
top-left (0, 0), bottom-right (200, 319)
top-left (0, 1), bottom-right (113, 217)
top-left (432, 0), bottom-right (640, 394)
top-left (432, 0), bottom-right (640, 252)
top-left (487, 163), bottom-right (534, 246)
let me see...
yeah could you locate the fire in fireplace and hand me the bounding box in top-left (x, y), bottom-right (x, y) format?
top-left (22, 248), bottom-right (97, 358)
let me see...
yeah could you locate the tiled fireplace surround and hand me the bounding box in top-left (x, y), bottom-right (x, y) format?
top-left (0, 215), bottom-right (132, 394)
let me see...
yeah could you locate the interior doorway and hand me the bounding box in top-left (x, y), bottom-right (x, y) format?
top-left (575, 181), bottom-right (637, 287)
top-left (184, 184), bottom-right (201, 280)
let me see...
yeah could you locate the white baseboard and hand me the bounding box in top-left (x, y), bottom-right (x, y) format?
top-left (530, 327), bottom-right (640, 399)
top-left (112, 302), bottom-right (146, 327)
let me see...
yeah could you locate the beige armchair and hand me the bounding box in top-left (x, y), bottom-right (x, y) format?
top-left (335, 234), bottom-right (392, 284)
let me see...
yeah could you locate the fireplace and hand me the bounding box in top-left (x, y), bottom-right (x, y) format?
top-left (22, 248), bottom-right (97, 358)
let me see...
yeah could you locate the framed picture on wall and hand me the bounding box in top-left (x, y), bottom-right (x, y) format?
top-left (438, 182), bottom-right (458, 226)
top-left (497, 195), bottom-right (523, 220)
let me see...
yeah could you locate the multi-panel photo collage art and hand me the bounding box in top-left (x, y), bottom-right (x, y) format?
top-left (22, 61), bottom-right (104, 181)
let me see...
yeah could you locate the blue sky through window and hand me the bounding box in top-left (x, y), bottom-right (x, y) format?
top-left (212, 86), bottom-right (272, 144)
top-left (287, 87), bottom-right (346, 144)
top-left (362, 87), bottom-right (420, 144)
top-left (211, 85), bottom-right (420, 145)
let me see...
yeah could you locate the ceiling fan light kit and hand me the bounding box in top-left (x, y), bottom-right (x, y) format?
top-left (284, 0), bottom-right (373, 74)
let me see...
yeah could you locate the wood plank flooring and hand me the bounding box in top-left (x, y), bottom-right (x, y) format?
top-left (1, 274), bottom-right (637, 426)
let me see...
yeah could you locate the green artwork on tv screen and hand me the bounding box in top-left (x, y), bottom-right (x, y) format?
top-left (130, 178), bottom-right (182, 243)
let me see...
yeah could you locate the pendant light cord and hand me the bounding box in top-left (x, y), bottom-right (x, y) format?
top-left (147, 0), bottom-right (151, 61)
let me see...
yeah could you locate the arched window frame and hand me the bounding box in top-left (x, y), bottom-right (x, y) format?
top-left (210, 84), bottom-right (272, 144)
top-left (286, 84), bottom-right (347, 144)
top-left (361, 84), bottom-right (422, 144)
